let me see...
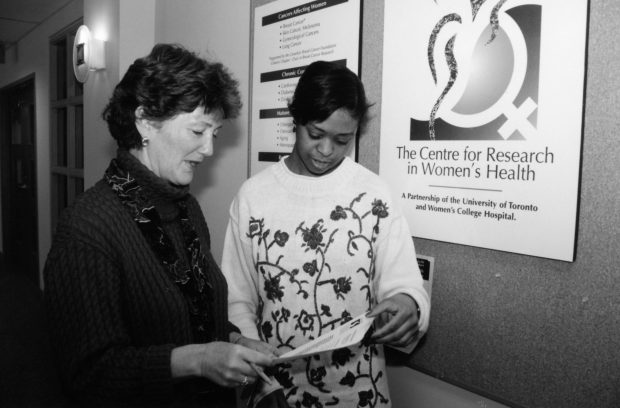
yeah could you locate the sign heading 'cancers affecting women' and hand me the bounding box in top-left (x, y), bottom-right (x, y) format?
top-left (379, 0), bottom-right (588, 261)
top-left (250, 0), bottom-right (361, 176)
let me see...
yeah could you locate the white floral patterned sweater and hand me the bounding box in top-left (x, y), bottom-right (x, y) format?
top-left (221, 157), bottom-right (430, 408)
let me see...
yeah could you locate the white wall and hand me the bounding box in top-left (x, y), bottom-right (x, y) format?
top-left (82, 0), bottom-right (119, 187)
top-left (119, 0), bottom-right (156, 76)
top-left (0, 0), bottom-right (83, 285)
top-left (82, 0), bottom-right (158, 187)
top-left (154, 0), bottom-right (251, 263)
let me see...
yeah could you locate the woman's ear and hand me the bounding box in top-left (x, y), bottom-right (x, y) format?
top-left (134, 106), bottom-right (151, 135)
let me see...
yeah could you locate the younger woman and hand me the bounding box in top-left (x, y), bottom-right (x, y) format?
top-left (222, 60), bottom-right (430, 407)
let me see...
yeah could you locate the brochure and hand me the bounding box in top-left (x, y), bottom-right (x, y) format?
top-left (274, 312), bottom-right (375, 363)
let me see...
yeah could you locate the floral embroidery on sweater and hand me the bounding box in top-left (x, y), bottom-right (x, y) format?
top-left (248, 192), bottom-right (391, 407)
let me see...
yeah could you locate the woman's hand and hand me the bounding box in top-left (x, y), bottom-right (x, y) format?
top-left (368, 293), bottom-right (420, 347)
top-left (171, 342), bottom-right (274, 388)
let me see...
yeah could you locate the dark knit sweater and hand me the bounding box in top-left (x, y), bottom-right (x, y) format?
top-left (44, 150), bottom-right (237, 407)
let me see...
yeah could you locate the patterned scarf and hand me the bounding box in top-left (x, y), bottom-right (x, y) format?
top-left (104, 156), bottom-right (215, 341)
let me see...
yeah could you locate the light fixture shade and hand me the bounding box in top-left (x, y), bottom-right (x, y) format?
top-left (89, 37), bottom-right (106, 70)
top-left (72, 25), bottom-right (106, 83)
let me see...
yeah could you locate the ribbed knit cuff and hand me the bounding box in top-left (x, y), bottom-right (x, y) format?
top-left (142, 345), bottom-right (175, 397)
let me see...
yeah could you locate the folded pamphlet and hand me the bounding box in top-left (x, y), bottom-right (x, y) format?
top-left (273, 312), bottom-right (375, 363)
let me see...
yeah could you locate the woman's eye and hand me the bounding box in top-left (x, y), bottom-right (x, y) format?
top-left (192, 130), bottom-right (205, 136)
top-left (336, 137), bottom-right (352, 145)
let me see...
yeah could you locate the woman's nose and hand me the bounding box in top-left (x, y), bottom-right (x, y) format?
top-left (199, 135), bottom-right (214, 157)
top-left (317, 138), bottom-right (334, 156)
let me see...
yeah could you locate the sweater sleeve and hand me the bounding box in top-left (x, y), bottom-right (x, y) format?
top-left (220, 195), bottom-right (261, 340)
top-left (373, 202), bottom-right (431, 335)
top-left (44, 229), bottom-right (176, 401)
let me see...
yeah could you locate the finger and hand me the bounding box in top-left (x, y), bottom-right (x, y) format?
top-left (248, 342), bottom-right (275, 357)
top-left (374, 329), bottom-right (412, 345)
top-left (262, 343), bottom-right (281, 357)
top-left (373, 323), bottom-right (413, 344)
top-left (249, 351), bottom-right (275, 367)
top-left (242, 338), bottom-right (280, 357)
top-left (235, 374), bottom-right (257, 388)
top-left (250, 362), bottom-right (273, 384)
top-left (377, 325), bottom-right (419, 346)
top-left (373, 325), bottom-right (419, 346)
top-left (372, 315), bottom-right (417, 342)
top-left (250, 340), bottom-right (278, 356)
top-left (367, 300), bottom-right (398, 317)
top-left (235, 345), bottom-right (275, 366)
top-left (271, 346), bottom-right (285, 357)
top-left (372, 308), bottom-right (412, 335)
top-left (221, 368), bottom-right (254, 388)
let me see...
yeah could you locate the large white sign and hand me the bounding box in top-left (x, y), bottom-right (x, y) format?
top-left (250, 0), bottom-right (360, 176)
top-left (379, 0), bottom-right (587, 261)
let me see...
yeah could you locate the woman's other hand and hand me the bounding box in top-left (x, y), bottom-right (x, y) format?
top-left (171, 342), bottom-right (274, 387)
top-left (367, 293), bottom-right (420, 347)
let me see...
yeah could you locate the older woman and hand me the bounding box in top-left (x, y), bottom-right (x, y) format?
top-left (44, 43), bottom-right (276, 407)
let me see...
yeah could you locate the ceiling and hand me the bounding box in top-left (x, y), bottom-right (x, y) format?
top-left (0, 0), bottom-right (75, 48)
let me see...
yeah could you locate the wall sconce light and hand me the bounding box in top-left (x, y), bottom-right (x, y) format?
top-left (72, 25), bottom-right (106, 83)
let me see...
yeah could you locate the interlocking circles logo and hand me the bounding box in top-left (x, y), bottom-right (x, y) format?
top-left (410, 1), bottom-right (542, 141)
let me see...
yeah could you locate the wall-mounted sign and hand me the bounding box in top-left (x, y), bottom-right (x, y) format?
top-left (379, 0), bottom-right (588, 261)
top-left (249, 0), bottom-right (361, 176)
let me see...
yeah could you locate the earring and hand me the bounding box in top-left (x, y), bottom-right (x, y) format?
top-left (141, 137), bottom-right (149, 147)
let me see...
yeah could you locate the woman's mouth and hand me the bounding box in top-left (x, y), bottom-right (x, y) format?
top-left (312, 158), bottom-right (330, 169)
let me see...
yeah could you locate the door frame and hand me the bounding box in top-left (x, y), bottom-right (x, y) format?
top-left (0, 74), bottom-right (39, 279)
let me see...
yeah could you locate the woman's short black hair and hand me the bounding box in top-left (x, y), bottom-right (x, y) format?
top-left (102, 43), bottom-right (242, 149)
top-left (288, 60), bottom-right (371, 132)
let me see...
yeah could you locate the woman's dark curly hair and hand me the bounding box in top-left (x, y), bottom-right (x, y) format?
top-left (102, 43), bottom-right (242, 149)
top-left (288, 60), bottom-right (372, 132)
